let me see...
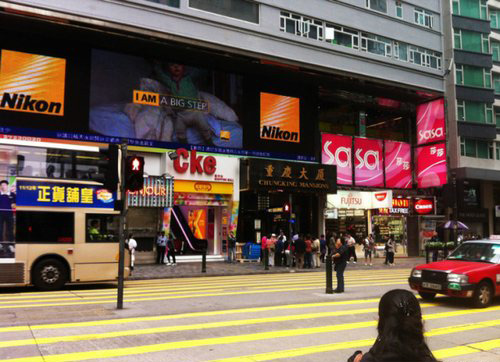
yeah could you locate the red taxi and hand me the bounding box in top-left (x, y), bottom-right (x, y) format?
top-left (409, 239), bottom-right (500, 307)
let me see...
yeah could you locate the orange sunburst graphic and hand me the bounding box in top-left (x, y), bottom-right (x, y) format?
top-left (0, 49), bottom-right (66, 116)
top-left (260, 92), bottom-right (300, 143)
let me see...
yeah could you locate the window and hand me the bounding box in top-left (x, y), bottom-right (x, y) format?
top-left (484, 69), bottom-right (492, 88)
top-left (457, 100), bottom-right (465, 121)
top-left (492, 42), bottom-right (500, 61)
top-left (395, 2), bottom-right (403, 18)
top-left (453, 0), bottom-right (488, 19)
top-left (496, 143), bottom-right (500, 160)
top-left (481, 34), bottom-right (489, 53)
top-left (496, 109), bottom-right (500, 128)
top-left (16, 211), bottom-right (74, 243)
top-left (494, 74), bottom-right (500, 94)
top-left (86, 214), bottom-right (119, 243)
top-left (366, 0), bottom-right (387, 13)
top-left (492, 10), bottom-right (500, 29)
top-left (453, 29), bottom-right (462, 49)
top-left (325, 23), bottom-right (359, 48)
top-left (486, 104), bottom-right (494, 123)
top-left (452, 0), bottom-right (460, 15)
top-left (143, 0), bottom-right (180, 7)
top-left (394, 42), bottom-right (408, 61)
top-left (414, 8), bottom-right (433, 28)
top-left (189, 0), bottom-right (259, 23)
top-left (458, 100), bottom-right (493, 123)
top-left (480, 0), bottom-right (488, 19)
top-left (460, 138), bottom-right (494, 159)
top-left (361, 33), bottom-right (392, 57)
top-left (409, 46), bottom-right (441, 69)
top-left (280, 12), bottom-right (324, 40)
top-left (455, 64), bottom-right (464, 85)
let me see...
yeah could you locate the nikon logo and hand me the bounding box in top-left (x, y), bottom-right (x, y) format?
top-left (0, 92), bottom-right (62, 115)
top-left (260, 126), bottom-right (298, 142)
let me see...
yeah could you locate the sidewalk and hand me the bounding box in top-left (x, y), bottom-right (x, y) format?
top-left (129, 256), bottom-right (425, 280)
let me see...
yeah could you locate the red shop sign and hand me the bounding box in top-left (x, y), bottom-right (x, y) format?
top-left (414, 199), bottom-right (434, 215)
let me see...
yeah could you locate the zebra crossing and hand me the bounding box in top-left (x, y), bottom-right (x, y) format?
top-left (0, 269), bottom-right (497, 361)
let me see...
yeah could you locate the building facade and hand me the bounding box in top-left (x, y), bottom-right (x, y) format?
top-left (0, 0), bottom-right (446, 260)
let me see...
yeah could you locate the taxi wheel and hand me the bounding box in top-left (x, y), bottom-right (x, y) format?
top-left (472, 281), bottom-right (493, 308)
top-left (419, 292), bottom-right (436, 301)
top-left (32, 258), bottom-right (68, 291)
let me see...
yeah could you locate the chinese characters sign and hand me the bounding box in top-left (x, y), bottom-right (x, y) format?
top-left (385, 141), bottom-right (412, 189)
top-left (321, 134), bottom-right (352, 185)
top-left (415, 143), bottom-right (447, 188)
top-left (416, 98), bottom-right (445, 145)
top-left (354, 138), bottom-right (383, 187)
top-left (241, 159), bottom-right (336, 193)
top-left (17, 181), bottom-right (115, 208)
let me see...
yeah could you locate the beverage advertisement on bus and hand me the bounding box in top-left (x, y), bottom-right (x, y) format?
top-left (0, 147), bottom-right (16, 262)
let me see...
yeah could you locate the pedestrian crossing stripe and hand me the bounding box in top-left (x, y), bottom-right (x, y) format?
top-left (0, 272), bottom-right (412, 300)
top-left (0, 281), bottom-right (409, 309)
top-left (0, 275), bottom-right (410, 302)
top-left (0, 297), bottom-right (385, 333)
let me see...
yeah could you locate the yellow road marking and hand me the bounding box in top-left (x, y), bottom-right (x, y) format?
top-left (0, 297), bottom-right (384, 333)
top-left (0, 281), bottom-right (408, 309)
top-left (3, 309), bottom-right (499, 362)
top-left (433, 338), bottom-right (500, 359)
top-left (0, 275), bottom-right (409, 301)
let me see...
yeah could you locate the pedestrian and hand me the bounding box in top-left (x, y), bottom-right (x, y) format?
top-left (284, 236), bottom-right (291, 267)
top-left (327, 232), bottom-right (336, 256)
top-left (260, 235), bottom-right (267, 265)
top-left (295, 234), bottom-right (306, 268)
top-left (228, 232), bottom-right (236, 263)
top-left (320, 234), bottom-right (327, 263)
top-left (0, 179), bottom-right (15, 242)
top-left (268, 234), bottom-right (276, 267)
top-left (363, 234), bottom-right (375, 266)
top-left (332, 237), bottom-right (348, 293)
top-left (166, 233), bottom-right (177, 266)
top-left (275, 232), bottom-right (283, 266)
top-left (278, 230), bottom-right (287, 266)
top-left (347, 233), bottom-right (357, 264)
top-left (312, 236), bottom-right (321, 268)
top-left (156, 231), bottom-right (167, 264)
top-left (348, 289), bottom-right (439, 362)
top-left (304, 234), bottom-right (313, 269)
top-left (126, 233), bottom-right (137, 272)
top-left (386, 234), bottom-right (395, 266)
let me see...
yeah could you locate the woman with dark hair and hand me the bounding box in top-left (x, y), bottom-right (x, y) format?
top-left (350, 289), bottom-right (439, 362)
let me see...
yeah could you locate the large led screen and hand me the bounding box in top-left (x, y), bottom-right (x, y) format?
top-left (0, 49), bottom-right (66, 117)
top-left (416, 98), bottom-right (445, 145)
top-left (385, 141), bottom-right (412, 189)
top-left (89, 49), bottom-right (243, 148)
top-left (321, 134), bottom-right (352, 185)
top-left (415, 143), bottom-right (447, 188)
top-left (354, 138), bottom-right (383, 187)
top-left (260, 92), bottom-right (300, 143)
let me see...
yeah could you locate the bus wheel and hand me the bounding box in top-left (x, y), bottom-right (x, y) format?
top-left (32, 258), bottom-right (68, 291)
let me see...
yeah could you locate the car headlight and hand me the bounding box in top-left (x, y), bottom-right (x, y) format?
top-left (411, 269), bottom-right (422, 278)
top-left (447, 273), bottom-right (468, 284)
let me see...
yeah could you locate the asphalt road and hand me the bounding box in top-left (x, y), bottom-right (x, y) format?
top-left (0, 268), bottom-right (498, 361)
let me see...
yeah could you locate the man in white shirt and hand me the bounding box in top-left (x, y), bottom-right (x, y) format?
top-left (127, 233), bottom-right (138, 271)
top-left (347, 234), bottom-right (357, 264)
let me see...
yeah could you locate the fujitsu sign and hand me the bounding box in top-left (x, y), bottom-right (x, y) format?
top-left (173, 149), bottom-right (216, 175)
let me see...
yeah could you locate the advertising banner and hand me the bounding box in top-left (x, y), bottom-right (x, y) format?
top-left (89, 49), bottom-right (243, 149)
top-left (384, 141), bottom-right (412, 189)
top-left (354, 138), bottom-right (383, 187)
top-left (415, 143), bottom-right (447, 188)
top-left (321, 134), bottom-right (352, 185)
top-left (17, 181), bottom-right (115, 208)
top-left (416, 98), bottom-right (445, 145)
top-left (0, 147), bottom-right (17, 263)
top-left (327, 190), bottom-right (392, 210)
top-left (0, 49), bottom-right (66, 117)
top-left (260, 92), bottom-right (300, 143)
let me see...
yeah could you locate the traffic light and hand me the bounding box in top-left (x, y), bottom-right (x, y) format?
top-left (283, 203), bottom-right (290, 213)
top-left (90, 145), bottom-right (119, 192)
top-left (125, 156), bottom-right (145, 192)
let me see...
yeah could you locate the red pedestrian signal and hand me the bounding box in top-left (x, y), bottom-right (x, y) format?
top-left (283, 203), bottom-right (290, 213)
top-left (126, 156), bottom-right (144, 192)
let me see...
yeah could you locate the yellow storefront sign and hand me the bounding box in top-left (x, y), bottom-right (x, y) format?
top-left (174, 180), bottom-right (233, 194)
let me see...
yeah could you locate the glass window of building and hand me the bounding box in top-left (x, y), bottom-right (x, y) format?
top-left (496, 142), bottom-right (500, 159)
top-left (17, 211), bottom-right (74, 243)
top-left (189, 0), bottom-right (259, 23)
top-left (494, 74), bottom-right (500, 94)
top-left (484, 70), bottom-right (492, 88)
top-left (457, 100), bottom-right (465, 120)
top-left (395, 2), bottom-right (403, 18)
top-left (455, 30), bottom-right (486, 53)
top-left (141, 0), bottom-right (180, 7)
top-left (456, 64), bottom-right (464, 85)
top-left (453, 0), bottom-right (488, 19)
top-left (414, 8), bottom-right (433, 28)
top-left (461, 139), bottom-right (493, 159)
top-left (492, 10), bottom-right (500, 29)
top-left (280, 12), bottom-right (323, 40)
top-left (461, 101), bottom-right (492, 123)
top-left (456, 65), bottom-right (491, 88)
top-left (365, 0), bottom-right (387, 13)
top-left (454, 29), bottom-right (462, 49)
top-left (325, 23), bottom-right (360, 49)
top-left (481, 34), bottom-right (489, 53)
top-left (492, 41), bottom-right (500, 61)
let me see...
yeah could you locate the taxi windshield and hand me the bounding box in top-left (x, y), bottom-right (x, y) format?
top-left (447, 243), bottom-right (500, 263)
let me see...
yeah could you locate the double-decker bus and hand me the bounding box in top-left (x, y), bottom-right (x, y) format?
top-left (0, 141), bottom-right (129, 290)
